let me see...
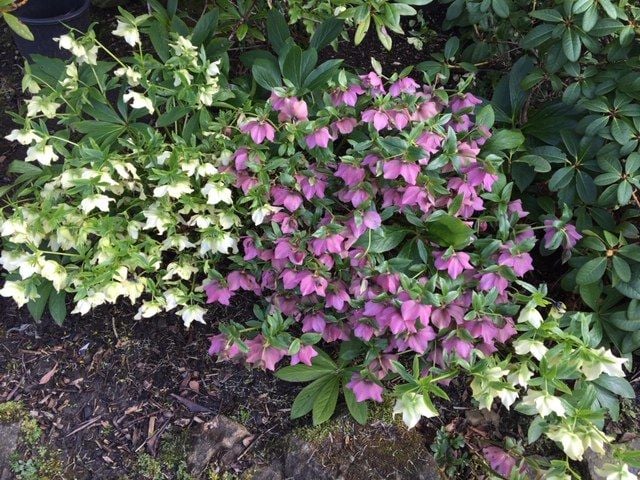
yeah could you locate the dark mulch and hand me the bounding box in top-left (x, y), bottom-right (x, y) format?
top-left (0, 296), bottom-right (299, 479)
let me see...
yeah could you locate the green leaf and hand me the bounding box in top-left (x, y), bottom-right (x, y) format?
top-left (156, 106), bottom-right (190, 128)
top-left (312, 376), bottom-right (340, 425)
top-left (484, 129), bottom-right (524, 152)
top-left (521, 24), bottom-right (555, 49)
top-left (548, 166), bottom-right (575, 191)
top-left (48, 290), bottom-right (67, 326)
top-left (344, 385), bottom-right (368, 424)
top-left (562, 28), bottom-right (581, 62)
top-left (426, 214), bottom-right (473, 248)
top-left (593, 375), bottom-right (635, 398)
top-left (291, 376), bottom-right (333, 419)
top-left (576, 171), bottom-right (597, 203)
top-left (355, 226), bottom-right (410, 253)
top-left (310, 18), bottom-right (344, 50)
top-left (252, 58), bottom-right (282, 90)
top-left (3, 12), bottom-right (33, 41)
top-left (191, 8), bottom-right (219, 46)
top-left (608, 311), bottom-right (640, 332)
top-left (617, 181), bottom-right (632, 205)
top-left (304, 59), bottom-right (342, 90)
top-left (491, 0), bottom-right (509, 18)
top-left (354, 14), bottom-right (370, 45)
top-left (276, 363), bottom-right (335, 382)
top-left (266, 10), bottom-right (290, 53)
top-left (282, 45), bottom-right (305, 89)
top-left (616, 277), bottom-right (640, 300)
top-left (576, 257), bottom-right (608, 285)
top-left (529, 9), bottom-right (564, 22)
top-left (612, 256), bottom-right (631, 282)
top-left (27, 282), bottom-right (52, 323)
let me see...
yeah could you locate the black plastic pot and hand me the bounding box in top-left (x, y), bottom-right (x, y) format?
top-left (11, 0), bottom-right (91, 59)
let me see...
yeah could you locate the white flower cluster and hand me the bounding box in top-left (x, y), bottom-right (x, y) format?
top-left (1, 20), bottom-right (236, 329)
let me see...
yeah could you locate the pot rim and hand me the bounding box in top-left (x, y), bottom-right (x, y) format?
top-left (15, 0), bottom-right (91, 25)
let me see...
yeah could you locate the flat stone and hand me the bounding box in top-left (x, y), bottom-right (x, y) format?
top-left (283, 417), bottom-right (441, 480)
top-left (584, 439), bottom-right (640, 480)
top-left (0, 422), bottom-right (20, 480)
top-left (187, 415), bottom-right (253, 477)
top-left (247, 461), bottom-right (284, 480)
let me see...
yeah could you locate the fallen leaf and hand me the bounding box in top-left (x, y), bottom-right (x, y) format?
top-left (38, 363), bottom-right (58, 385)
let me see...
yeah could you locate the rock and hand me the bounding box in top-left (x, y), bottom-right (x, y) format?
top-left (0, 422), bottom-right (20, 480)
top-left (187, 415), bottom-right (253, 477)
top-left (90, 0), bottom-right (127, 7)
top-left (584, 439), bottom-right (640, 480)
top-left (283, 417), bottom-right (441, 480)
top-left (246, 461), bottom-right (284, 480)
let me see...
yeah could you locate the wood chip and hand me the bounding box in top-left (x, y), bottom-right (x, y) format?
top-left (38, 362), bottom-right (58, 385)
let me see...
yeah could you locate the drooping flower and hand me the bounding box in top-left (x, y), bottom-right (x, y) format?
top-left (305, 127), bottom-right (333, 149)
top-left (346, 373), bottom-right (384, 402)
top-left (433, 251), bottom-right (473, 279)
top-left (240, 120), bottom-right (276, 144)
top-left (393, 392), bottom-right (438, 428)
top-left (245, 335), bottom-right (286, 371)
top-left (123, 90), bottom-right (154, 114)
top-left (290, 345), bottom-right (318, 366)
top-left (482, 446), bottom-right (517, 478)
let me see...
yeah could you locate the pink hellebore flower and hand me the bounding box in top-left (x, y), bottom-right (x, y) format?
top-left (442, 336), bottom-right (473, 360)
top-left (335, 163), bottom-right (366, 187)
top-left (296, 170), bottom-right (327, 200)
top-left (389, 77), bottom-right (420, 97)
top-left (306, 127), bottom-right (333, 149)
top-left (416, 131), bottom-right (443, 154)
top-left (245, 335), bottom-right (287, 371)
top-left (240, 120), bottom-right (276, 144)
top-left (383, 159), bottom-right (420, 185)
top-left (331, 84), bottom-right (365, 107)
top-left (508, 199), bottom-right (529, 219)
top-left (227, 271), bottom-right (261, 294)
top-left (299, 271), bottom-right (329, 297)
top-left (302, 313), bottom-right (326, 333)
top-left (434, 251), bottom-right (474, 279)
top-left (274, 96), bottom-right (308, 122)
top-left (478, 272), bottom-right (509, 294)
top-left (498, 251), bottom-right (534, 277)
top-left (413, 101), bottom-right (440, 121)
top-left (450, 93), bottom-right (482, 113)
top-left (543, 220), bottom-right (582, 250)
top-left (360, 72), bottom-right (386, 95)
top-left (346, 373), bottom-right (384, 402)
top-left (332, 117), bottom-right (358, 135)
top-left (483, 446), bottom-right (517, 478)
top-left (361, 109), bottom-right (389, 131)
top-left (271, 186), bottom-right (303, 212)
top-left (290, 345), bottom-right (318, 366)
top-left (405, 327), bottom-right (437, 354)
top-left (205, 281), bottom-right (233, 305)
top-left (208, 333), bottom-right (227, 356)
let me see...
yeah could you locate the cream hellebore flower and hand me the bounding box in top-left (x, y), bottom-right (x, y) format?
top-left (497, 388), bottom-right (519, 410)
top-left (26, 96), bottom-right (61, 118)
top-left (200, 233), bottom-right (237, 256)
top-left (123, 90), bottom-right (154, 114)
top-left (112, 20), bottom-right (140, 46)
top-left (114, 66), bottom-right (142, 86)
top-left (25, 142), bottom-right (59, 166)
top-left (202, 181), bottom-right (232, 205)
top-left (5, 128), bottom-right (41, 145)
top-left (207, 59), bottom-right (221, 77)
top-left (580, 347), bottom-right (627, 381)
top-left (134, 301), bottom-right (163, 320)
top-left (56, 34), bottom-right (97, 64)
top-left (546, 426), bottom-right (585, 461)
top-left (393, 392), bottom-right (438, 429)
top-left (595, 463), bottom-right (637, 480)
top-left (517, 304), bottom-right (544, 329)
top-left (153, 181), bottom-right (194, 199)
top-left (507, 363), bottom-right (533, 388)
top-left (178, 305), bottom-right (206, 328)
top-left (0, 280), bottom-right (31, 308)
top-left (0, 250), bottom-right (38, 279)
top-left (60, 63), bottom-right (78, 91)
top-left (514, 338), bottom-right (548, 361)
top-left (142, 204), bottom-right (173, 235)
top-left (251, 205), bottom-right (280, 225)
top-left (80, 194), bottom-right (115, 214)
top-left (39, 259), bottom-right (67, 291)
top-left (521, 390), bottom-right (565, 418)
top-left (71, 291), bottom-right (107, 315)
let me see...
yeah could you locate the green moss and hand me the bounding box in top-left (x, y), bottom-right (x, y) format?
top-left (0, 401), bottom-right (26, 423)
top-left (134, 430), bottom-right (197, 480)
top-left (11, 447), bottom-right (64, 480)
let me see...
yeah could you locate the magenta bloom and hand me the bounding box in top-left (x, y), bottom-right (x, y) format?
top-left (332, 117), bottom-right (358, 135)
top-left (413, 101), bottom-right (440, 121)
top-left (296, 170), bottom-right (327, 200)
top-left (290, 345), bottom-right (317, 366)
top-left (405, 327), bottom-right (437, 354)
top-left (335, 163), bottom-right (366, 186)
top-left (383, 159), bottom-right (420, 185)
top-left (302, 313), bottom-right (326, 333)
top-left (208, 333), bottom-right (227, 356)
top-left (498, 251), bottom-right (534, 277)
top-left (416, 132), bottom-right (443, 154)
top-left (478, 272), bottom-right (509, 294)
top-left (361, 109), bottom-right (389, 131)
top-left (508, 199), bottom-right (528, 219)
top-left (483, 446), bottom-right (517, 478)
top-left (434, 251), bottom-right (473, 279)
top-left (442, 336), bottom-right (473, 360)
top-left (450, 93), bottom-right (482, 113)
top-left (276, 96), bottom-right (308, 122)
top-left (389, 77), bottom-right (419, 97)
top-left (271, 186), bottom-right (303, 212)
top-left (360, 72), bottom-right (386, 96)
top-left (240, 120), bottom-right (276, 144)
top-left (299, 271), bottom-right (329, 297)
top-left (346, 373), bottom-right (384, 402)
top-left (227, 271), bottom-right (261, 294)
top-left (543, 220), bottom-right (582, 250)
top-left (305, 127), bottom-right (332, 149)
top-left (205, 281), bottom-right (233, 305)
top-left (331, 84), bottom-right (364, 107)
top-left (245, 335), bottom-right (287, 371)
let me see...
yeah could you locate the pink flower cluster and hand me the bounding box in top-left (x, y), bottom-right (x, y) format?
top-left (206, 73), bottom-right (536, 401)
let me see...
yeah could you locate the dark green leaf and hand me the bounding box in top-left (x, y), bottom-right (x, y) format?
top-left (576, 257), bottom-right (607, 285)
top-left (312, 376), bottom-right (340, 425)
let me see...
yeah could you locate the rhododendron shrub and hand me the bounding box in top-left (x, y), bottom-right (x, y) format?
top-left (204, 70), bottom-right (538, 415)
